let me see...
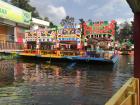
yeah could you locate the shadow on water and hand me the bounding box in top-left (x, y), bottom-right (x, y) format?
top-left (0, 55), bottom-right (133, 105)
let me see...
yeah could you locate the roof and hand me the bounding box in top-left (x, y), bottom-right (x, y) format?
top-left (32, 18), bottom-right (50, 26)
top-left (126, 0), bottom-right (140, 13)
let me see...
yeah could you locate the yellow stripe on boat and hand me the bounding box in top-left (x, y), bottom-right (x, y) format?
top-left (19, 53), bottom-right (36, 56)
top-left (41, 54), bottom-right (62, 58)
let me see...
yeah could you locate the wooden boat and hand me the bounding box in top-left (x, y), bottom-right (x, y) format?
top-left (61, 51), bottom-right (119, 64)
top-left (20, 20), bottom-right (119, 64)
top-left (19, 50), bottom-right (119, 64)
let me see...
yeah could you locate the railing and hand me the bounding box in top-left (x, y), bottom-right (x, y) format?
top-left (24, 49), bottom-right (38, 54)
top-left (23, 50), bottom-right (85, 57)
top-left (40, 50), bottom-right (84, 57)
top-left (60, 50), bottom-right (80, 56)
top-left (105, 77), bottom-right (139, 105)
top-left (86, 51), bottom-right (115, 59)
top-left (0, 42), bottom-right (23, 51)
top-left (40, 50), bottom-right (58, 57)
top-left (22, 49), bottom-right (116, 59)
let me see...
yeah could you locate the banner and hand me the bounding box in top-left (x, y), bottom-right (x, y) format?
top-left (83, 20), bottom-right (116, 36)
top-left (0, 0), bottom-right (31, 25)
top-left (57, 34), bottom-right (81, 41)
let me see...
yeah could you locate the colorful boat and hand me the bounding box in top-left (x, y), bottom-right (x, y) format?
top-left (20, 20), bottom-right (119, 64)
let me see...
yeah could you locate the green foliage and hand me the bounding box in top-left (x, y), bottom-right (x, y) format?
top-left (45, 42), bottom-right (54, 45)
top-left (49, 22), bottom-right (57, 29)
top-left (79, 18), bottom-right (85, 37)
top-left (119, 21), bottom-right (133, 43)
top-left (87, 19), bottom-right (93, 26)
top-left (79, 18), bottom-right (84, 23)
top-left (44, 17), bottom-right (50, 22)
top-left (0, 53), bottom-right (18, 60)
top-left (104, 21), bottom-right (108, 25)
top-left (114, 22), bottom-right (119, 40)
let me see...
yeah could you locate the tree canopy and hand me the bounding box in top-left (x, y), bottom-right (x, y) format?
top-left (60, 16), bottom-right (75, 26)
top-left (44, 17), bottom-right (50, 22)
top-left (119, 22), bottom-right (133, 43)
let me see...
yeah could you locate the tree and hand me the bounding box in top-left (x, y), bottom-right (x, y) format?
top-left (44, 17), bottom-right (50, 22)
top-left (79, 18), bottom-right (85, 37)
top-left (48, 22), bottom-right (55, 28)
top-left (114, 22), bottom-right (119, 41)
top-left (79, 18), bottom-right (86, 50)
top-left (10, 0), bottom-right (40, 18)
top-left (119, 21), bottom-right (133, 43)
top-left (60, 16), bottom-right (75, 26)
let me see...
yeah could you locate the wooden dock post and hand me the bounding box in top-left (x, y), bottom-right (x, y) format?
top-left (126, 0), bottom-right (140, 103)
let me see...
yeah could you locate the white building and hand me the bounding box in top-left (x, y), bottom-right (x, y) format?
top-left (31, 18), bottom-right (50, 30)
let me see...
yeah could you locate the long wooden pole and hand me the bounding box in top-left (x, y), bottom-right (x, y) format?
top-left (134, 12), bottom-right (140, 78)
top-left (134, 12), bottom-right (140, 103)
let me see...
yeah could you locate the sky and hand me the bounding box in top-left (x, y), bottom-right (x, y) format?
top-left (30, 0), bottom-right (134, 24)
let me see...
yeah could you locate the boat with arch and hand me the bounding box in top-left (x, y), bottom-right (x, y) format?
top-left (19, 20), bottom-right (119, 64)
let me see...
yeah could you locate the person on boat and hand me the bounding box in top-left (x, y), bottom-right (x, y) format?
top-left (96, 46), bottom-right (100, 52)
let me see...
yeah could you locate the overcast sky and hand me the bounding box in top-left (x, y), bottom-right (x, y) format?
top-left (30, 0), bottom-right (133, 24)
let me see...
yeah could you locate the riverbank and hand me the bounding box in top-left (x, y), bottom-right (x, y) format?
top-left (0, 53), bottom-right (18, 60)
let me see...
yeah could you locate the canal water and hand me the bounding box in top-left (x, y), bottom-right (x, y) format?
top-left (0, 55), bottom-right (133, 105)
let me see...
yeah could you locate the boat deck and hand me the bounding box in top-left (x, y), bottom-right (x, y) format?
top-left (18, 50), bottom-right (119, 64)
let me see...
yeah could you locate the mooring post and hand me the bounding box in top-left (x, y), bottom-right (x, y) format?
top-left (126, 0), bottom-right (140, 103)
top-left (133, 12), bottom-right (140, 104)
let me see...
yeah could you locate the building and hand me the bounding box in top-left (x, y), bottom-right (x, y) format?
top-left (0, 0), bottom-right (31, 45)
top-left (31, 18), bottom-right (50, 30)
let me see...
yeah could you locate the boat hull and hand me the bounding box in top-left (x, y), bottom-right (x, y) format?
top-left (18, 54), bottom-right (119, 64)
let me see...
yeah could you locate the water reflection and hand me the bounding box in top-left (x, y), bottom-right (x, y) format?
top-left (0, 60), bottom-right (15, 87)
top-left (0, 55), bottom-right (133, 105)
